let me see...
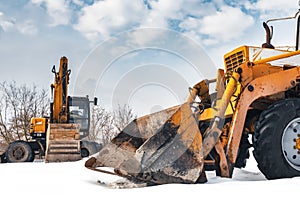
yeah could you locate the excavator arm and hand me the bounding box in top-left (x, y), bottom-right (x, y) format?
top-left (50, 56), bottom-right (70, 124)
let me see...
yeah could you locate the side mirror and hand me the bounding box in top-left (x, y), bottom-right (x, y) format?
top-left (262, 22), bottom-right (274, 49)
top-left (94, 97), bottom-right (98, 106)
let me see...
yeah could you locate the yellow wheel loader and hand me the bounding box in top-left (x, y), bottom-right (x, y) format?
top-left (3, 57), bottom-right (99, 163)
top-left (86, 9), bottom-right (300, 184)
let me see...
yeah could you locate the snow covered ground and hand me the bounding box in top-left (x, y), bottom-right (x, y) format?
top-left (0, 150), bottom-right (300, 200)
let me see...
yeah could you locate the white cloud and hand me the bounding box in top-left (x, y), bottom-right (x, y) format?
top-left (179, 17), bottom-right (201, 30)
top-left (74, 0), bottom-right (189, 42)
top-left (140, 0), bottom-right (184, 28)
top-left (247, 0), bottom-right (299, 19)
top-left (179, 17), bottom-right (203, 44)
top-left (74, 0), bottom-right (146, 41)
top-left (31, 0), bottom-right (71, 26)
top-left (0, 11), bottom-right (38, 36)
top-left (199, 6), bottom-right (254, 44)
top-left (17, 20), bottom-right (38, 35)
top-left (181, 0), bottom-right (217, 18)
top-left (252, 0), bottom-right (297, 11)
top-left (178, 5), bottom-right (255, 45)
top-left (148, 0), bottom-right (183, 20)
top-left (72, 0), bottom-right (84, 7)
top-left (72, 0), bottom-right (257, 48)
top-left (0, 12), bottom-right (15, 32)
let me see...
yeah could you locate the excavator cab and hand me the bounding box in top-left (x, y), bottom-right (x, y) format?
top-left (69, 96), bottom-right (91, 138)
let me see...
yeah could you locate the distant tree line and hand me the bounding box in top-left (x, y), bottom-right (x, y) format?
top-left (0, 81), bottom-right (135, 145)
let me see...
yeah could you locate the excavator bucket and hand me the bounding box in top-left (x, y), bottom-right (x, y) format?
top-left (45, 123), bottom-right (81, 162)
top-left (86, 103), bottom-right (206, 184)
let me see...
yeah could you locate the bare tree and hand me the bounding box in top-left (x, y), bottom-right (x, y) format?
top-left (0, 94), bottom-right (13, 143)
top-left (88, 105), bottom-right (115, 145)
top-left (0, 81), bottom-right (49, 143)
top-left (113, 104), bottom-right (136, 132)
top-left (87, 104), bottom-right (136, 145)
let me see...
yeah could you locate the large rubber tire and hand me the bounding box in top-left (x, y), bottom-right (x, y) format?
top-left (253, 98), bottom-right (300, 179)
top-left (81, 147), bottom-right (90, 158)
top-left (6, 141), bottom-right (34, 163)
top-left (81, 141), bottom-right (103, 158)
top-left (235, 133), bottom-right (250, 168)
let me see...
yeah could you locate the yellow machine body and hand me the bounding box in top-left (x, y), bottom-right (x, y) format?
top-left (30, 118), bottom-right (47, 135)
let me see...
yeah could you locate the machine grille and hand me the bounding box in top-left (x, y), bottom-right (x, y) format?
top-left (224, 50), bottom-right (246, 72)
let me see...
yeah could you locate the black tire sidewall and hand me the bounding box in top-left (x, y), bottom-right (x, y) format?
top-left (253, 98), bottom-right (300, 179)
top-left (81, 147), bottom-right (90, 158)
top-left (6, 141), bottom-right (34, 163)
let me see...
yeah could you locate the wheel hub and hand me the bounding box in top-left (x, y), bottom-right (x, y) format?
top-left (13, 147), bottom-right (25, 160)
top-left (282, 118), bottom-right (300, 171)
top-left (295, 137), bottom-right (300, 152)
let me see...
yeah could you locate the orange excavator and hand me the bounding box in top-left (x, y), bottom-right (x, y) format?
top-left (3, 57), bottom-right (99, 163)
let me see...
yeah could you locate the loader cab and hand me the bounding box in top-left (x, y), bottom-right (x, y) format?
top-left (68, 96), bottom-right (90, 137)
top-left (224, 9), bottom-right (300, 74)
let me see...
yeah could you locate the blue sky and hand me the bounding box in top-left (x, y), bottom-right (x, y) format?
top-left (0, 0), bottom-right (299, 114)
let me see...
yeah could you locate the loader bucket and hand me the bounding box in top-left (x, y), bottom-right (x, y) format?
top-left (87, 105), bottom-right (179, 169)
top-left (86, 103), bottom-right (206, 184)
